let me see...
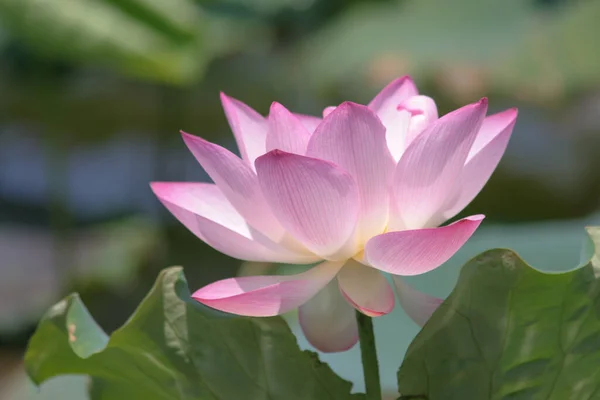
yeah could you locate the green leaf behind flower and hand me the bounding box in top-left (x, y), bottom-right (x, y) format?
top-left (25, 267), bottom-right (363, 400)
top-left (398, 227), bottom-right (600, 400)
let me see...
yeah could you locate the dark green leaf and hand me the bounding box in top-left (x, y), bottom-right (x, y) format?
top-left (25, 266), bottom-right (363, 400)
top-left (397, 227), bottom-right (600, 400)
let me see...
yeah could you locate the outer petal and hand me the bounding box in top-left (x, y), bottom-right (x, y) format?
top-left (151, 183), bottom-right (316, 263)
top-left (255, 150), bottom-right (360, 259)
top-left (298, 279), bottom-right (358, 353)
top-left (266, 102), bottom-right (312, 155)
top-left (220, 93), bottom-right (268, 168)
top-left (368, 76), bottom-right (419, 113)
top-left (192, 260), bottom-right (344, 317)
top-left (365, 215), bottom-right (485, 276)
top-left (182, 132), bottom-right (285, 241)
top-left (393, 277), bottom-right (443, 327)
top-left (337, 259), bottom-right (395, 317)
top-left (390, 99), bottom-right (488, 230)
top-left (307, 102), bottom-right (395, 244)
top-left (293, 113), bottom-right (322, 133)
top-left (443, 108), bottom-right (518, 220)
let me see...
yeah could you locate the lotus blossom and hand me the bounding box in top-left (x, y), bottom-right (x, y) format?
top-left (151, 76), bottom-right (517, 352)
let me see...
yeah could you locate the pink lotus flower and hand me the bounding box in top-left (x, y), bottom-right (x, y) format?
top-left (151, 76), bottom-right (517, 352)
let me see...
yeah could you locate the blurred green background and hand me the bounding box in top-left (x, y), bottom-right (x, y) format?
top-left (1, 0), bottom-right (600, 398)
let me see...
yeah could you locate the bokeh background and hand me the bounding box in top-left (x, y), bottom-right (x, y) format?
top-left (1, 0), bottom-right (600, 398)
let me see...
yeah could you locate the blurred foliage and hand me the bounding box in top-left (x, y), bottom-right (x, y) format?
top-left (25, 267), bottom-right (363, 400)
top-left (0, 0), bottom-right (206, 84)
top-left (69, 217), bottom-right (162, 289)
top-left (298, 0), bottom-right (600, 104)
top-left (0, 217), bottom-right (162, 336)
top-left (398, 227), bottom-right (600, 399)
top-left (0, 0), bottom-right (599, 146)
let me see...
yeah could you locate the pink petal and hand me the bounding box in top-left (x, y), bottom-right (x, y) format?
top-left (382, 109), bottom-right (411, 162)
top-left (393, 277), bottom-right (443, 326)
top-left (307, 102), bottom-right (395, 243)
top-left (368, 77), bottom-right (418, 163)
top-left (443, 108), bottom-right (518, 220)
top-left (293, 113), bottom-right (322, 133)
top-left (399, 95), bottom-right (439, 148)
top-left (364, 215), bottom-right (485, 276)
top-left (298, 279), bottom-right (358, 352)
top-left (181, 132), bottom-right (285, 241)
top-left (266, 102), bottom-right (312, 155)
top-left (220, 93), bottom-right (268, 168)
top-left (368, 76), bottom-right (419, 112)
top-left (383, 95), bottom-right (438, 161)
top-left (322, 106), bottom-right (336, 118)
top-left (337, 260), bottom-right (395, 317)
top-left (255, 150), bottom-right (360, 259)
top-left (389, 99), bottom-right (488, 230)
top-left (192, 260), bottom-right (344, 317)
top-left (151, 183), bottom-right (316, 263)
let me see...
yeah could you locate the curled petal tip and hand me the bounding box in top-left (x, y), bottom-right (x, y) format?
top-left (326, 101), bottom-right (378, 122)
top-left (337, 100), bottom-right (366, 109)
top-left (391, 75), bottom-right (414, 85)
top-left (180, 130), bottom-right (194, 139)
top-left (219, 91), bottom-right (231, 102)
top-left (265, 148), bottom-right (291, 158)
top-left (269, 101), bottom-right (284, 112)
top-left (468, 214), bottom-right (486, 221)
top-left (345, 297), bottom-right (394, 318)
top-left (149, 181), bottom-right (163, 191)
top-left (180, 131), bottom-right (209, 147)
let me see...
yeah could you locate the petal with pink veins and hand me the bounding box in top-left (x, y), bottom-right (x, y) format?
top-left (393, 277), bottom-right (443, 327)
top-left (182, 132), bottom-right (285, 241)
top-left (337, 259), bottom-right (395, 317)
top-left (192, 260), bottom-right (344, 317)
top-left (266, 102), bottom-right (312, 155)
top-left (307, 102), bottom-right (395, 243)
top-left (365, 215), bottom-right (485, 276)
top-left (151, 183), bottom-right (317, 263)
top-left (256, 150), bottom-right (360, 259)
top-left (389, 99), bottom-right (488, 230)
top-left (298, 279), bottom-right (358, 353)
top-left (443, 108), bottom-right (518, 220)
top-left (220, 93), bottom-right (268, 168)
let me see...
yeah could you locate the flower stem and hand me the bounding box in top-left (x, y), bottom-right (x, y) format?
top-left (356, 311), bottom-right (382, 400)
